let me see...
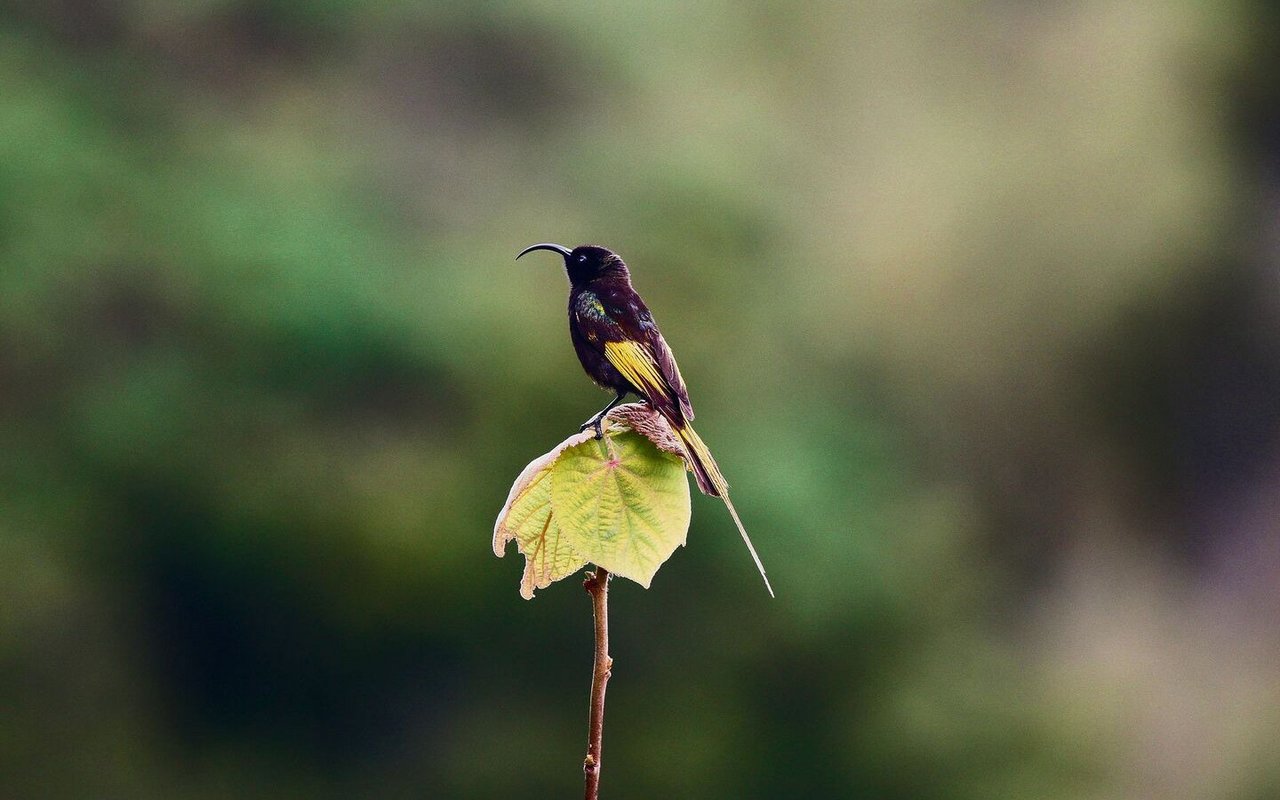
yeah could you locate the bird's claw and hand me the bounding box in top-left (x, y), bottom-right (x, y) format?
top-left (579, 418), bottom-right (605, 440)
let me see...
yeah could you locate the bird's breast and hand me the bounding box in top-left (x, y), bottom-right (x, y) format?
top-left (571, 290), bottom-right (617, 344)
top-left (573, 290), bottom-right (609, 322)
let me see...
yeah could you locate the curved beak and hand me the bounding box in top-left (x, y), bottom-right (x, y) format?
top-left (516, 242), bottom-right (572, 261)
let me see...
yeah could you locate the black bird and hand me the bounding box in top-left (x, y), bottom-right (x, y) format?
top-left (517, 242), bottom-right (771, 595)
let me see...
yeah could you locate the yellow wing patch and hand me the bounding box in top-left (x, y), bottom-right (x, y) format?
top-left (603, 339), bottom-right (667, 396)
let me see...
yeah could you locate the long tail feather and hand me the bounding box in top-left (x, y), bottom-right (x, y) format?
top-left (673, 422), bottom-right (774, 598)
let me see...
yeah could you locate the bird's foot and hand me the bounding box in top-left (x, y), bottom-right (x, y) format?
top-left (579, 416), bottom-right (605, 440)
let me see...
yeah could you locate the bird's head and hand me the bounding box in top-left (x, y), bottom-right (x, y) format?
top-left (516, 243), bottom-right (628, 286)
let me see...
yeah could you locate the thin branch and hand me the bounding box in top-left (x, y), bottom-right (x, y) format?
top-left (583, 566), bottom-right (611, 800)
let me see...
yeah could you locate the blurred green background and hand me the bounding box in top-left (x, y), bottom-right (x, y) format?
top-left (4, 1), bottom-right (1280, 798)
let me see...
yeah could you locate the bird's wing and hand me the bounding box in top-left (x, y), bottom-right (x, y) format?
top-left (596, 288), bottom-right (695, 421)
top-left (650, 333), bottom-right (693, 420)
top-left (603, 339), bottom-right (668, 398)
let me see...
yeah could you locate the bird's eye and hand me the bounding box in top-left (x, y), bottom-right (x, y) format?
top-left (577, 254), bottom-right (587, 263)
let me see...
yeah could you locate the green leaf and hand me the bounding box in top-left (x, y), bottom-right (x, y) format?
top-left (492, 429), bottom-right (594, 599)
top-left (493, 406), bottom-right (691, 597)
top-left (552, 429), bottom-right (691, 588)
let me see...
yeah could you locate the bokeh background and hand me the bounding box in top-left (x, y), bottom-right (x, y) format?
top-left (4, 1), bottom-right (1280, 798)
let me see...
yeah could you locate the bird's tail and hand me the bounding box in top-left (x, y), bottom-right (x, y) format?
top-left (673, 420), bottom-right (726, 498)
top-left (672, 422), bottom-right (774, 598)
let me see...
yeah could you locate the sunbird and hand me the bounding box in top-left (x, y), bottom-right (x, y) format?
top-left (516, 243), bottom-right (772, 595)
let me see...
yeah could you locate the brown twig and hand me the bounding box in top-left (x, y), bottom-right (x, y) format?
top-left (582, 566), bottom-right (611, 800)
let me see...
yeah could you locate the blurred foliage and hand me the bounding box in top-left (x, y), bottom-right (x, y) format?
top-left (2, 1), bottom-right (1279, 799)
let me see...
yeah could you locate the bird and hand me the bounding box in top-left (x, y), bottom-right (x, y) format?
top-left (516, 242), bottom-right (772, 596)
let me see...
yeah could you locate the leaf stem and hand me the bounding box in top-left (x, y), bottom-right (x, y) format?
top-left (583, 566), bottom-right (611, 800)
